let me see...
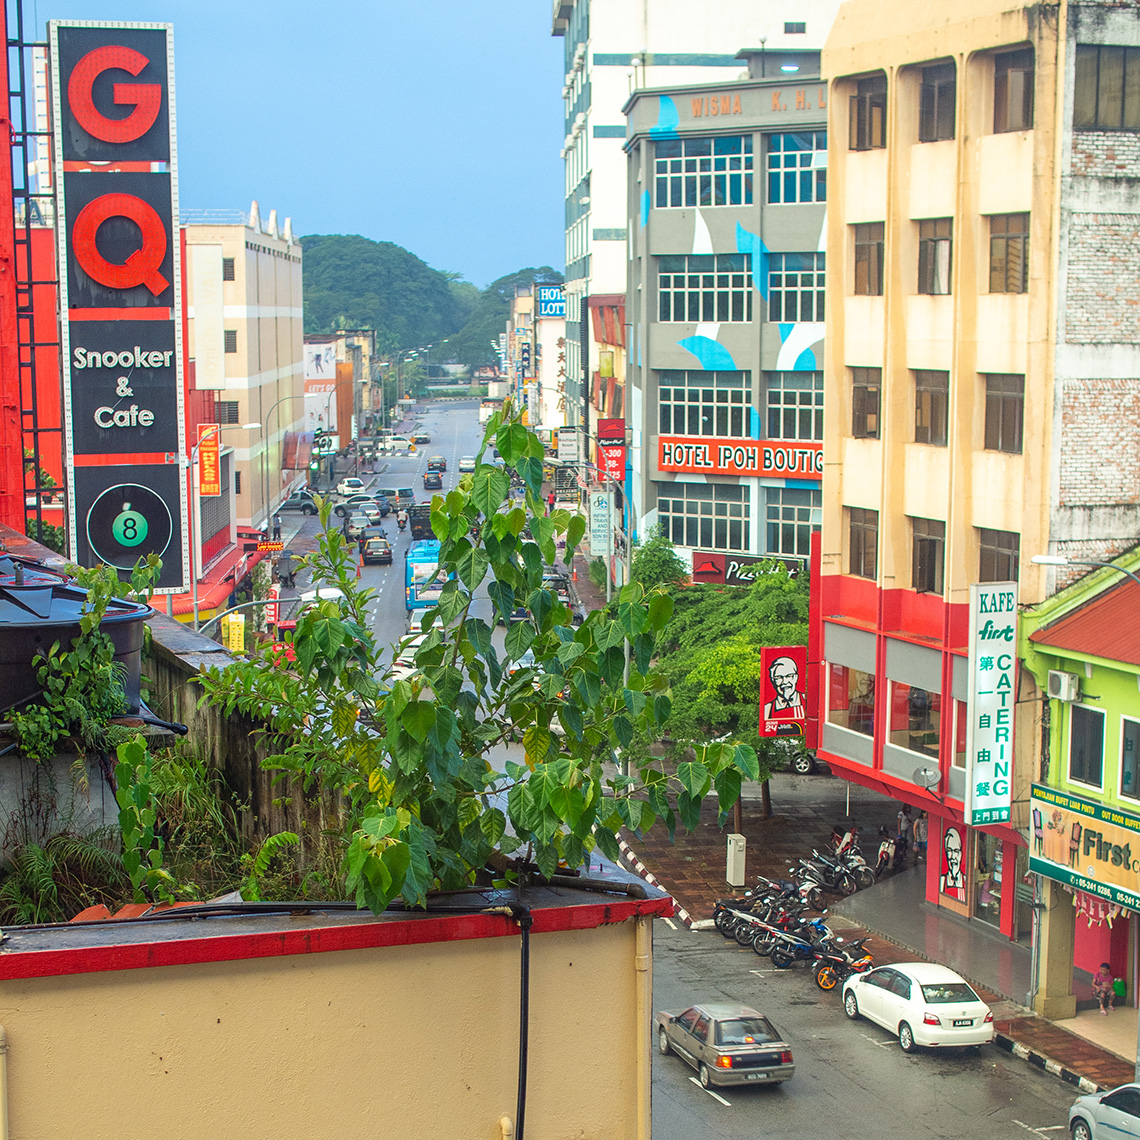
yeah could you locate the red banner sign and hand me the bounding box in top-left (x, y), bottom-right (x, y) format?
top-left (658, 436), bottom-right (822, 479)
top-left (197, 423), bottom-right (221, 496)
top-left (597, 417), bottom-right (625, 443)
top-left (599, 444), bottom-right (625, 481)
top-left (759, 645), bottom-right (808, 737)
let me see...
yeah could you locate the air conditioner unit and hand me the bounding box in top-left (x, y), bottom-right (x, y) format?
top-left (1048, 670), bottom-right (1080, 702)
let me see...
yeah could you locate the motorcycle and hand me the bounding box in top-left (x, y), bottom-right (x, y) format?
top-left (397, 516), bottom-right (407, 533)
top-left (813, 936), bottom-right (875, 990)
top-left (763, 915), bottom-right (833, 969)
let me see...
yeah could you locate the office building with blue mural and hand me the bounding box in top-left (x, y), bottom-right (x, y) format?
top-left (623, 52), bottom-right (827, 570)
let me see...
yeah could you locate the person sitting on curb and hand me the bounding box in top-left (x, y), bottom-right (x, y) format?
top-left (1093, 962), bottom-right (1115, 1015)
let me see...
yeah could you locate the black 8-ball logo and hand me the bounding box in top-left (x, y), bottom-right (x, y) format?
top-left (86, 483), bottom-right (172, 569)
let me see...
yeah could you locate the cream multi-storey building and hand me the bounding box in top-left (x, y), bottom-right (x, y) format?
top-left (816, 0), bottom-right (1140, 1018)
top-left (183, 202), bottom-right (304, 557)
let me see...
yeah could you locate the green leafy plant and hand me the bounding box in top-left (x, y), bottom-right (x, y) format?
top-left (0, 830), bottom-right (127, 924)
top-left (115, 734), bottom-right (179, 902)
top-left (199, 402), bottom-right (758, 914)
top-left (241, 832), bottom-right (300, 901)
top-left (588, 556), bottom-right (607, 592)
top-left (629, 527), bottom-right (690, 592)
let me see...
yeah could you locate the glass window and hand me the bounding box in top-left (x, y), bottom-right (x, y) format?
top-left (974, 831), bottom-right (1003, 925)
top-left (217, 400), bottom-right (240, 425)
top-left (655, 135), bottom-right (754, 208)
top-left (715, 1017), bottom-right (778, 1046)
top-left (1070, 704), bottom-right (1105, 787)
top-left (658, 370), bottom-right (751, 437)
top-left (911, 517), bottom-right (946, 594)
top-left (984, 373), bottom-right (1024, 454)
top-left (677, 1008), bottom-right (698, 1033)
top-left (978, 528), bottom-right (1019, 583)
top-left (921, 981), bottom-right (981, 1003)
top-left (828, 663), bottom-right (876, 735)
top-left (918, 219), bottom-right (953, 295)
top-left (994, 49), bottom-right (1035, 133)
top-left (1102, 1089), bottom-right (1140, 1119)
top-left (768, 253), bottom-right (826, 322)
top-left (766, 487), bottom-right (820, 559)
top-left (766, 371), bottom-right (823, 440)
top-left (954, 699), bottom-right (968, 768)
top-left (766, 131), bottom-right (827, 204)
top-left (919, 63), bottom-right (956, 142)
top-left (1074, 45), bottom-right (1140, 131)
top-left (849, 507), bottom-right (878, 578)
top-left (692, 1015), bottom-right (710, 1043)
top-left (854, 223), bottom-right (884, 296)
top-left (657, 481), bottom-right (750, 552)
top-left (659, 254), bottom-right (753, 323)
top-left (990, 214), bottom-right (1029, 293)
top-left (890, 680), bottom-right (942, 757)
top-left (914, 370), bottom-right (949, 446)
top-left (852, 368), bottom-right (881, 439)
top-left (1122, 718), bottom-right (1140, 800)
top-left (850, 75), bottom-right (887, 150)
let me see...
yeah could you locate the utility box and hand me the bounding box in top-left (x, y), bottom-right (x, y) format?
top-left (726, 833), bottom-right (746, 887)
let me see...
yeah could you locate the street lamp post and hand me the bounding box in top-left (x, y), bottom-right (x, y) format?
top-left (1031, 552), bottom-right (1140, 1078)
top-left (188, 421), bottom-right (259, 631)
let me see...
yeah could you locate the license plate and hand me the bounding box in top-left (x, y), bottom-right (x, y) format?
top-left (953, 1018), bottom-right (973, 1027)
top-left (746, 1072), bottom-right (767, 1080)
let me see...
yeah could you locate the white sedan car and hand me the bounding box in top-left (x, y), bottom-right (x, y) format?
top-left (1070, 1084), bottom-right (1140, 1139)
top-left (336, 477), bottom-right (366, 496)
top-left (841, 962), bottom-right (994, 1052)
top-left (458, 455), bottom-right (476, 473)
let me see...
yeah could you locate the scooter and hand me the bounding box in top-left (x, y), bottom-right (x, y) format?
top-left (812, 937), bottom-right (875, 990)
top-left (397, 517), bottom-right (407, 533)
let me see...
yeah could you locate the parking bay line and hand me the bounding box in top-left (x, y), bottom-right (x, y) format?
top-left (1012, 1126), bottom-right (1064, 1137)
top-left (859, 1033), bottom-right (895, 1050)
top-left (688, 1077), bottom-right (731, 1106)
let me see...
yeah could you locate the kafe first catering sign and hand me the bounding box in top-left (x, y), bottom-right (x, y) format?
top-left (51, 23), bottom-right (187, 591)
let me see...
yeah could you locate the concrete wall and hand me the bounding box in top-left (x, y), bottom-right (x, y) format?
top-left (0, 914), bottom-right (652, 1140)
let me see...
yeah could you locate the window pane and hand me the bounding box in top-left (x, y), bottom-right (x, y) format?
top-left (1074, 45), bottom-right (1099, 129)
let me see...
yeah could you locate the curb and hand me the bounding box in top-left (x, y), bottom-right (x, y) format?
top-left (616, 835), bottom-right (696, 928)
top-left (992, 1032), bottom-right (1103, 1094)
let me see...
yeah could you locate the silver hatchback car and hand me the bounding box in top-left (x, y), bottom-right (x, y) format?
top-left (1070, 1083), bottom-right (1140, 1139)
top-left (655, 1002), bottom-right (795, 1089)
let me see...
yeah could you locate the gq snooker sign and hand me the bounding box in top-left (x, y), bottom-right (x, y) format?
top-left (51, 22), bottom-right (187, 592)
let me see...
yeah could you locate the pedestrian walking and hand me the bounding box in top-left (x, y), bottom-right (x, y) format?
top-left (272, 514), bottom-right (282, 541)
top-left (913, 810), bottom-right (928, 861)
top-left (547, 491), bottom-right (556, 511)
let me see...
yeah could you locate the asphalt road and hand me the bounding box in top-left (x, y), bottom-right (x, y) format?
top-left (651, 920), bottom-right (1078, 1140)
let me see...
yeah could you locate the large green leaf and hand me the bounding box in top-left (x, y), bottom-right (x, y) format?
top-left (675, 760), bottom-right (711, 799)
top-left (487, 580), bottom-right (516, 620)
top-left (504, 620), bottom-right (535, 661)
top-left (402, 701), bottom-right (437, 743)
top-left (470, 466), bottom-right (511, 515)
top-left (455, 545), bottom-right (490, 592)
top-left (496, 423), bottom-right (530, 463)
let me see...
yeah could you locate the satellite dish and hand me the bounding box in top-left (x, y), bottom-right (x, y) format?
top-left (912, 767), bottom-right (940, 790)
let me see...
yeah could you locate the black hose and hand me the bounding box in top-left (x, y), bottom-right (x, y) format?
top-left (516, 902), bottom-right (533, 1140)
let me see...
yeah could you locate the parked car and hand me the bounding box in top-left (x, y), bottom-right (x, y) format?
top-left (655, 1002), bottom-right (795, 1089)
top-left (379, 436), bottom-right (413, 452)
top-left (1070, 1083), bottom-right (1140, 1140)
top-left (335, 495), bottom-right (389, 519)
top-left (359, 524), bottom-right (387, 547)
top-left (413, 431), bottom-right (431, 444)
top-left (279, 490), bottom-right (317, 515)
top-left (841, 963), bottom-right (994, 1052)
top-left (363, 537), bottom-right (393, 565)
top-left (427, 455), bottom-right (447, 472)
top-left (343, 512), bottom-right (371, 541)
top-left (458, 455), bottom-right (476, 472)
top-left (423, 471), bottom-right (443, 491)
top-left (336, 477), bottom-right (366, 496)
top-left (390, 633), bottom-right (429, 682)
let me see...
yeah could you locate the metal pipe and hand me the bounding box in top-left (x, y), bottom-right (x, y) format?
top-left (634, 916), bottom-right (651, 1140)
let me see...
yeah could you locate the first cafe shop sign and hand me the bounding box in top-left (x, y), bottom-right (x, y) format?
top-left (1030, 784), bottom-right (1140, 909)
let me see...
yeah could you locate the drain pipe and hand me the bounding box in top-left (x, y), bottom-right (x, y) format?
top-left (484, 901), bottom-right (532, 1140)
top-left (0, 1024), bottom-right (10, 1140)
top-left (634, 916), bottom-right (651, 1140)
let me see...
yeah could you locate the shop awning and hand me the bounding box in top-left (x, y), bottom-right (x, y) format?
top-left (1029, 578), bottom-right (1140, 667)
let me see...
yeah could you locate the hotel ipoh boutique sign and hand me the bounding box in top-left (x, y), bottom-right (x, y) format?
top-left (657, 437), bottom-right (822, 479)
top-left (965, 582), bottom-right (1018, 825)
top-left (1030, 784), bottom-right (1140, 910)
top-left (51, 22), bottom-right (187, 591)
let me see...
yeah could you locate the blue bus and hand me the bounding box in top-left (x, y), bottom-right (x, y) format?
top-left (405, 539), bottom-right (445, 613)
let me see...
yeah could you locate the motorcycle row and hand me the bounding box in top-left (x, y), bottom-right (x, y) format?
top-left (713, 852), bottom-right (877, 991)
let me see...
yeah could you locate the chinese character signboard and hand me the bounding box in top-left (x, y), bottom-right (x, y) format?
top-left (759, 646), bottom-right (808, 737)
top-left (589, 492), bottom-right (610, 556)
top-left (51, 22), bottom-right (187, 590)
top-left (1029, 784), bottom-right (1140, 910)
top-left (197, 423), bottom-right (220, 496)
top-left (658, 436), bottom-right (822, 479)
top-left (965, 582), bottom-right (1017, 824)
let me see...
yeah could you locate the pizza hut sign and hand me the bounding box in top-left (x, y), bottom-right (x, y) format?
top-left (658, 436), bottom-right (821, 479)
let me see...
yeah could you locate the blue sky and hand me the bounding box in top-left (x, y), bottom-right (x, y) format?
top-left (34, 0), bottom-right (566, 286)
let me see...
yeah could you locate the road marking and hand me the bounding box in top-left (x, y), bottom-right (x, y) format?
top-left (748, 969), bottom-right (768, 977)
top-left (662, 917), bottom-right (677, 931)
top-left (1012, 1123), bottom-right (1065, 1137)
top-left (859, 1033), bottom-right (894, 1050)
top-left (688, 1077), bottom-right (731, 1106)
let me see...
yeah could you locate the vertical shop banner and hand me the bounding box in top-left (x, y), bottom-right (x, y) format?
top-left (589, 492), bottom-right (610, 556)
top-left (759, 646), bottom-right (808, 737)
top-left (196, 424), bottom-right (220, 496)
top-left (965, 582), bottom-right (1018, 824)
top-left (599, 444), bottom-right (625, 481)
top-left (51, 22), bottom-right (186, 590)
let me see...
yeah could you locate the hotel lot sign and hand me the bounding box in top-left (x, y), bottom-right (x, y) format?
top-left (658, 436), bottom-right (822, 479)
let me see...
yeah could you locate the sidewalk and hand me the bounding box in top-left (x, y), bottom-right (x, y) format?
top-left (558, 550), bottom-right (1136, 1093)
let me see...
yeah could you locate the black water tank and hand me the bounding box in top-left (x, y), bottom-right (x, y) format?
top-left (0, 556), bottom-right (151, 716)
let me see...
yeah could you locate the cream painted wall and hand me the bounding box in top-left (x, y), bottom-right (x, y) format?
top-left (976, 132), bottom-right (1034, 214)
top-left (0, 921), bottom-right (646, 1140)
top-left (907, 141), bottom-right (957, 220)
top-left (843, 149), bottom-right (889, 224)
